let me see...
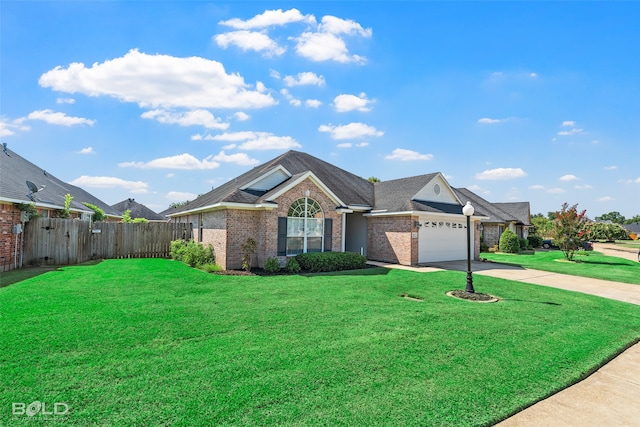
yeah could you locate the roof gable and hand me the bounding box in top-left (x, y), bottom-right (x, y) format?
top-left (240, 165), bottom-right (292, 192)
top-left (412, 173), bottom-right (461, 205)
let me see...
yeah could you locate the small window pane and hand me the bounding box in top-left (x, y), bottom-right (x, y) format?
top-left (287, 237), bottom-right (304, 255)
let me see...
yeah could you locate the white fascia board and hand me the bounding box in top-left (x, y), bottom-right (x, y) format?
top-left (346, 205), bottom-right (372, 212)
top-left (240, 164), bottom-right (292, 190)
top-left (167, 202), bottom-right (278, 217)
top-left (267, 171), bottom-right (346, 206)
top-left (336, 208), bottom-right (353, 214)
top-left (364, 210), bottom-right (489, 221)
top-left (364, 210), bottom-right (415, 217)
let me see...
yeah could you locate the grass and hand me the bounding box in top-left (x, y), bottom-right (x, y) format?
top-left (2, 258), bottom-right (640, 426)
top-left (0, 265), bottom-right (58, 288)
top-left (481, 250), bottom-right (640, 285)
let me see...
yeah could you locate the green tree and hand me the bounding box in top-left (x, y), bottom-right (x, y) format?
top-left (595, 211), bottom-right (625, 224)
top-left (552, 203), bottom-right (590, 261)
top-left (368, 176), bottom-right (381, 183)
top-left (122, 209), bottom-right (132, 223)
top-left (58, 193), bottom-right (74, 218)
top-left (530, 213), bottom-right (554, 237)
top-left (82, 202), bottom-right (105, 222)
top-left (624, 215), bottom-right (640, 224)
top-left (587, 222), bottom-right (630, 241)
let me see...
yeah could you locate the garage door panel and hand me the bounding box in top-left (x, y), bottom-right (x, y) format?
top-left (418, 217), bottom-right (471, 263)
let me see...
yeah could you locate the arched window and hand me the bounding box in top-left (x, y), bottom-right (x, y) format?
top-left (286, 197), bottom-right (324, 255)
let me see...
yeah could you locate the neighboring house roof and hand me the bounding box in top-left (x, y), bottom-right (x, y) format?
top-left (111, 198), bottom-right (165, 221)
top-left (494, 202), bottom-right (531, 226)
top-left (454, 188), bottom-right (530, 225)
top-left (170, 150), bottom-right (375, 215)
top-left (624, 222), bottom-right (640, 234)
top-left (0, 145), bottom-right (120, 217)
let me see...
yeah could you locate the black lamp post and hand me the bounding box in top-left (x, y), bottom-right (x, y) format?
top-left (462, 201), bottom-right (475, 293)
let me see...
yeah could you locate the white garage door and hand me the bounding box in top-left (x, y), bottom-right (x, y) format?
top-left (418, 216), bottom-right (472, 263)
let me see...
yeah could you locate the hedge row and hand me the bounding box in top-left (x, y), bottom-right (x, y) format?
top-left (295, 252), bottom-right (367, 273)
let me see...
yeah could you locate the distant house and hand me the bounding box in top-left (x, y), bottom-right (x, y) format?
top-left (0, 144), bottom-right (120, 271)
top-left (455, 188), bottom-right (531, 247)
top-left (168, 150), bottom-right (530, 270)
top-left (111, 198), bottom-right (165, 222)
top-left (623, 222), bottom-right (640, 239)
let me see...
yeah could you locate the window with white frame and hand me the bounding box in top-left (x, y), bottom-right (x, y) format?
top-left (286, 197), bottom-right (324, 255)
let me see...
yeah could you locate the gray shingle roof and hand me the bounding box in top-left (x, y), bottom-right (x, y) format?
top-left (369, 174), bottom-right (466, 214)
top-left (0, 146), bottom-right (120, 216)
top-left (111, 198), bottom-right (165, 221)
top-left (171, 150), bottom-right (375, 214)
top-left (454, 188), bottom-right (530, 225)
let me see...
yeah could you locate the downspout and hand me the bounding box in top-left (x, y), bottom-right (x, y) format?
top-left (341, 212), bottom-right (346, 252)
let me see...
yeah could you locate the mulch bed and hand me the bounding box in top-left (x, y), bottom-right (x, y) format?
top-left (447, 290), bottom-right (499, 303)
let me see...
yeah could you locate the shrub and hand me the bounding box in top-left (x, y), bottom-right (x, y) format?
top-left (499, 229), bottom-right (520, 253)
top-left (295, 252), bottom-right (367, 273)
top-left (527, 235), bottom-right (544, 248)
top-left (199, 263), bottom-right (222, 273)
top-left (285, 257), bottom-right (301, 274)
top-left (170, 239), bottom-right (189, 261)
top-left (170, 239), bottom-right (214, 268)
top-left (264, 257), bottom-right (281, 274)
top-left (519, 237), bottom-right (529, 250)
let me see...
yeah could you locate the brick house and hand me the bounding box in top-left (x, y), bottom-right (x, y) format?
top-left (0, 144), bottom-right (121, 271)
top-left (169, 150), bottom-right (526, 270)
top-left (454, 188), bottom-right (531, 247)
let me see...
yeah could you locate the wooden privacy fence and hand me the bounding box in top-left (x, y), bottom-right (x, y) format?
top-left (23, 218), bottom-right (193, 266)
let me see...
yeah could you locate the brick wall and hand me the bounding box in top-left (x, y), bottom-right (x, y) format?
top-left (225, 209), bottom-right (261, 270)
top-left (0, 203), bottom-right (22, 271)
top-left (367, 216), bottom-right (416, 265)
top-left (482, 223), bottom-right (503, 247)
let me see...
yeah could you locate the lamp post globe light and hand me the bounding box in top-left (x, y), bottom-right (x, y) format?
top-left (462, 201), bottom-right (475, 293)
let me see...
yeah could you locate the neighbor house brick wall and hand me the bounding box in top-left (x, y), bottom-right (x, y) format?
top-left (0, 203), bottom-right (22, 271)
top-left (482, 223), bottom-right (504, 247)
top-left (367, 216), bottom-right (415, 265)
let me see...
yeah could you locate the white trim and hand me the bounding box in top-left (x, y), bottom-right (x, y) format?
top-left (341, 212), bottom-right (346, 252)
top-left (411, 173), bottom-right (464, 206)
top-left (267, 171), bottom-right (346, 207)
top-left (0, 197), bottom-right (98, 214)
top-left (167, 201), bottom-right (278, 217)
top-left (365, 209), bottom-right (488, 221)
top-left (240, 164), bottom-right (292, 191)
top-left (346, 205), bottom-right (372, 212)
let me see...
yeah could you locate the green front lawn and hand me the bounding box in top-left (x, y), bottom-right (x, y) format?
top-left (481, 250), bottom-right (640, 285)
top-left (2, 258), bottom-right (640, 426)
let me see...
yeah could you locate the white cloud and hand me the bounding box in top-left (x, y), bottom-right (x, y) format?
top-left (39, 49), bottom-right (276, 110)
top-left (141, 109), bottom-right (229, 129)
top-left (575, 185), bottom-right (593, 190)
top-left (334, 93), bottom-right (372, 112)
top-left (283, 72), bottom-right (325, 87)
top-left (604, 165), bottom-right (618, 170)
top-left (598, 196), bottom-right (614, 202)
top-left (27, 109), bottom-right (95, 126)
top-left (546, 188), bottom-right (565, 194)
top-left (557, 128), bottom-right (583, 136)
top-left (356, 142), bottom-right (369, 147)
top-left (119, 153), bottom-right (220, 170)
top-left (0, 117), bottom-right (30, 137)
top-left (336, 143), bottom-right (352, 148)
top-left (56, 98), bottom-right (75, 104)
top-left (78, 147), bottom-right (94, 155)
top-left (529, 184), bottom-right (545, 190)
top-left (233, 112), bottom-right (250, 121)
top-left (202, 131), bottom-right (302, 150)
top-left (165, 191), bottom-right (198, 201)
top-left (269, 69), bottom-right (281, 80)
top-left (562, 120), bottom-right (575, 127)
top-left (467, 184), bottom-right (490, 195)
top-left (293, 16), bottom-right (371, 64)
top-left (477, 118), bottom-right (500, 124)
top-left (214, 31), bottom-right (286, 57)
top-left (475, 168), bottom-right (527, 180)
top-left (219, 8), bottom-right (315, 30)
top-left (212, 151), bottom-right (259, 166)
top-left (238, 135), bottom-right (300, 150)
top-left (385, 148), bottom-right (433, 161)
top-left (305, 99), bottom-right (322, 108)
top-left (70, 176), bottom-right (149, 193)
top-left (559, 174), bottom-right (578, 181)
top-left (166, 173), bottom-right (175, 178)
top-left (318, 122), bottom-right (383, 140)
top-left (280, 88), bottom-right (301, 106)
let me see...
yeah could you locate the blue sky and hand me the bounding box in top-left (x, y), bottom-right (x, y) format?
top-left (2, 1), bottom-right (639, 217)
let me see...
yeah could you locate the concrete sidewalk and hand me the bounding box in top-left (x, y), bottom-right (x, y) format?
top-left (367, 260), bottom-right (640, 426)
